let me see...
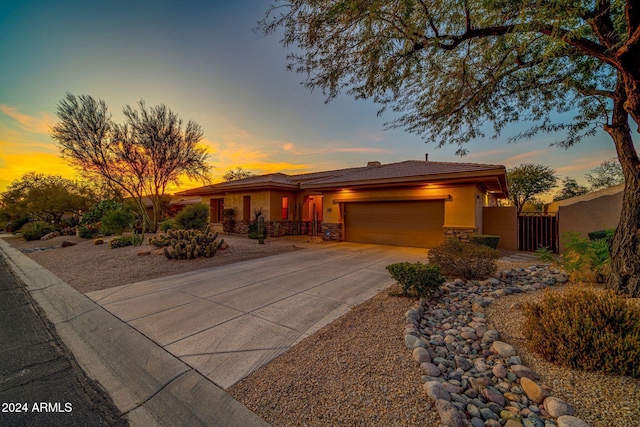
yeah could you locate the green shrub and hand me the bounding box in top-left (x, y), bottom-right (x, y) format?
top-left (6, 215), bottom-right (32, 233)
top-left (427, 239), bottom-right (499, 280)
top-left (522, 289), bottom-right (640, 378)
top-left (21, 221), bottom-right (55, 241)
top-left (470, 235), bottom-right (500, 249)
top-left (159, 218), bottom-right (176, 232)
top-left (535, 246), bottom-right (556, 263)
top-left (109, 236), bottom-right (133, 249)
top-left (81, 200), bottom-right (125, 224)
top-left (386, 262), bottom-right (445, 297)
top-left (101, 208), bottom-right (135, 236)
top-left (175, 203), bottom-right (209, 231)
top-left (78, 223), bottom-right (101, 239)
top-left (560, 232), bottom-right (610, 283)
top-left (588, 228), bottom-right (615, 243)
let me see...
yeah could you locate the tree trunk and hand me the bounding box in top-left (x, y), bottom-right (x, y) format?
top-left (605, 79), bottom-right (640, 297)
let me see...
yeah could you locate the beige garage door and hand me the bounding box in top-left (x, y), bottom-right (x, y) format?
top-left (344, 200), bottom-right (444, 248)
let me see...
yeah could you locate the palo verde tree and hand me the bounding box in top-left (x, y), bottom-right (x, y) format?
top-left (51, 93), bottom-right (211, 232)
top-left (507, 164), bottom-right (558, 215)
top-left (261, 1), bottom-right (640, 297)
top-left (223, 166), bottom-right (256, 181)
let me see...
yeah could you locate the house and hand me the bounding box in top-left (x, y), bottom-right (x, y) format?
top-left (175, 159), bottom-right (509, 248)
top-left (545, 183), bottom-right (623, 252)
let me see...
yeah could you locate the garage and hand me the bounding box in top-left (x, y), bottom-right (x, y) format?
top-left (344, 200), bottom-right (445, 248)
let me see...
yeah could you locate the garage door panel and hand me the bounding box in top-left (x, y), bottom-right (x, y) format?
top-left (345, 201), bottom-right (444, 248)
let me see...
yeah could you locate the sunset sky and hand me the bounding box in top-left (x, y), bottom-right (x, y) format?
top-left (0, 0), bottom-right (629, 195)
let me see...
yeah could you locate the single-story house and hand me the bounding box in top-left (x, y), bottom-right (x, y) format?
top-left (175, 159), bottom-right (509, 248)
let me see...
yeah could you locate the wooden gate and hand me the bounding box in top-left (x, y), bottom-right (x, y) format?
top-left (518, 212), bottom-right (559, 253)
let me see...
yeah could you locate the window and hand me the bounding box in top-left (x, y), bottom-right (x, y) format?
top-left (281, 196), bottom-right (289, 220)
top-left (243, 196), bottom-right (251, 222)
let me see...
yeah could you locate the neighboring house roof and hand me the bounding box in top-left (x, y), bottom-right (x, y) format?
top-left (175, 160), bottom-right (508, 197)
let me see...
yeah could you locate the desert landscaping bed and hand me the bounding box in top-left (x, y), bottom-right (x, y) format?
top-left (0, 233), bottom-right (301, 293)
top-left (2, 234), bottom-right (639, 426)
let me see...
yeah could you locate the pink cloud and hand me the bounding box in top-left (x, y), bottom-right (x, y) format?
top-left (0, 105), bottom-right (55, 135)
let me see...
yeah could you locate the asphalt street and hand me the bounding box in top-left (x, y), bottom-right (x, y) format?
top-left (0, 257), bottom-right (127, 427)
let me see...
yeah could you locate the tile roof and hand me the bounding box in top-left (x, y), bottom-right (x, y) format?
top-left (176, 160), bottom-right (507, 196)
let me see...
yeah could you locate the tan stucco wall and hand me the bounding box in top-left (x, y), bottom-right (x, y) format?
top-left (557, 191), bottom-right (622, 252)
top-left (268, 190), bottom-right (299, 221)
top-left (223, 191), bottom-right (271, 222)
top-left (483, 206), bottom-right (517, 250)
top-left (322, 185), bottom-right (483, 229)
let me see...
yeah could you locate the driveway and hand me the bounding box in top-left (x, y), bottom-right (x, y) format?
top-left (86, 242), bottom-right (427, 389)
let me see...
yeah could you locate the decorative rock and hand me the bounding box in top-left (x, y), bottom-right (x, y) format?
top-left (94, 238), bottom-right (104, 245)
top-left (455, 356), bottom-right (474, 371)
top-left (424, 381), bottom-right (451, 401)
top-left (493, 363), bottom-right (507, 378)
top-left (420, 362), bottom-right (442, 377)
top-left (405, 334), bottom-right (425, 350)
top-left (520, 378), bottom-right (548, 404)
top-left (556, 416), bottom-right (590, 427)
top-left (480, 407), bottom-right (498, 420)
top-left (61, 240), bottom-right (76, 247)
top-left (505, 420), bottom-right (525, 427)
top-left (483, 386), bottom-right (506, 407)
top-left (435, 399), bottom-right (464, 427)
top-left (136, 250), bottom-right (151, 256)
top-left (482, 329), bottom-right (500, 343)
top-left (470, 417), bottom-right (485, 427)
top-left (501, 410), bottom-right (523, 422)
top-left (469, 377), bottom-right (492, 392)
top-left (219, 241), bottom-right (229, 250)
top-left (523, 415), bottom-right (545, 427)
top-left (413, 346), bottom-right (431, 364)
top-left (492, 340), bottom-right (517, 357)
top-left (512, 365), bottom-right (540, 380)
top-left (544, 397), bottom-right (576, 418)
top-left (443, 382), bottom-right (463, 394)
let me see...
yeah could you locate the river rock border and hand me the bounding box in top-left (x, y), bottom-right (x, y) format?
top-left (404, 265), bottom-right (591, 427)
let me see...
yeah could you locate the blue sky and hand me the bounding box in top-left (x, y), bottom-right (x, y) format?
top-left (0, 0), bottom-right (626, 194)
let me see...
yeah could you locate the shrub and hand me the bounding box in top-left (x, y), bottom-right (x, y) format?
top-left (470, 235), bottom-right (500, 249)
top-left (386, 262), bottom-right (445, 297)
top-left (159, 218), bottom-right (176, 232)
top-left (21, 221), bottom-right (55, 241)
top-left (560, 232), bottom-right (610, 283)
top-left (588, 228), bottom-right (615, 243)
top-left (535, 246), bottom-right (556, 263)
top-left (175, 203), bottom-right (209, 231)
top-left (78, 223), bottom-right (101, 239)
top-left (427, 239), bottom-right (499, 280)
top-left (81, 200), bottom-right (124, 224)
top-left (109, 236), bottom-right (133, 249)
top-left (5, 215), bottom-right (31, 233)
top-left (100, 208), bottom-right (135, 236)
top-left (522, 289), bottom-right (640, 378)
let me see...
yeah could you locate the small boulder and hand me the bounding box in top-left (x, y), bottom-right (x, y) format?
top-left (61, 240), bottom-right (76, 248)
top-left (424, 381), bottom-right (451, 402)
top-left (435, 399), bottom-right (464, 427)
top-left (556, 416), bottom-right (590, 427)
top-left (413, 347), bottom-right (431, 364)
top-left (492, 341), bottom-right (517, 357)
top-left (520, 377), bottom-right (548, 404)
top-left (543, 397), bottom-right (575, 418)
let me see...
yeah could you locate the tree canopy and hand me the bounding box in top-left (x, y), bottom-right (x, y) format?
top-left (586, 157), bottom-right (625, 190)
top-left (553, 177), bottom-right (589, 201)
top-left (261, 0), bottom-right (640, 297)
top-left (0, 172), bottom-right (101, 224)
top-left (507, 164), bottom-right (558, 215)
top-left (51, 93), bottom-right (211, 231)
top-left (223, 167), bottom-right (256, 181)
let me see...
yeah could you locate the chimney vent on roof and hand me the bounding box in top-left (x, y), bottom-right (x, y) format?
top-left (367, 161), bottom-right (382, 168)
top-left (425, 153), bottom-right (429, 161)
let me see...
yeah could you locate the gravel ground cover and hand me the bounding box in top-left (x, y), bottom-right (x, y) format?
top-left (1, 233), bottom-right (300, 293)
top-left (3, 233), bottom-right (638, 426)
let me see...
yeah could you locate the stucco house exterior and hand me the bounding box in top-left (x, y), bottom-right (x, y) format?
top-left (175, 160), bottom-right (509, 248)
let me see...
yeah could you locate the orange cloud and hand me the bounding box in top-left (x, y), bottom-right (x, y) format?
top-left (0, 105), bottom-right (56, 135)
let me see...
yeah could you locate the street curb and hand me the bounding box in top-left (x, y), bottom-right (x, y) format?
top-left (0, 238), bottom-right (270, 427)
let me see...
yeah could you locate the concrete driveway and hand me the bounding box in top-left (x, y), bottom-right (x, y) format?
top-left (87, 242), bottom-right (427, 389)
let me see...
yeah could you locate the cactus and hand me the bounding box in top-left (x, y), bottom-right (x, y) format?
top-left (156, 228), bottom-right (227, 260)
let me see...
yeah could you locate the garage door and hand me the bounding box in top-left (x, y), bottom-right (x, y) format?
top-left (344, 200), bottom-right (444, 248)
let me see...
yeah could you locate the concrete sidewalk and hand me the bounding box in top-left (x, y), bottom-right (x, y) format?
top-left (0, 237), bottom-right (270, 427)
top-left (86, 242), bottom-right (428, 389)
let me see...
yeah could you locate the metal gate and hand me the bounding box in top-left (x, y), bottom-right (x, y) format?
top-left (518, 212), bottom-right (559, 253)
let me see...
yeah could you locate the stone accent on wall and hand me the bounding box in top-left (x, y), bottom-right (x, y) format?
top-left (321, 223), bottom-right (343, 241)
top-left (443, 226), bottom-right (478, 242)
